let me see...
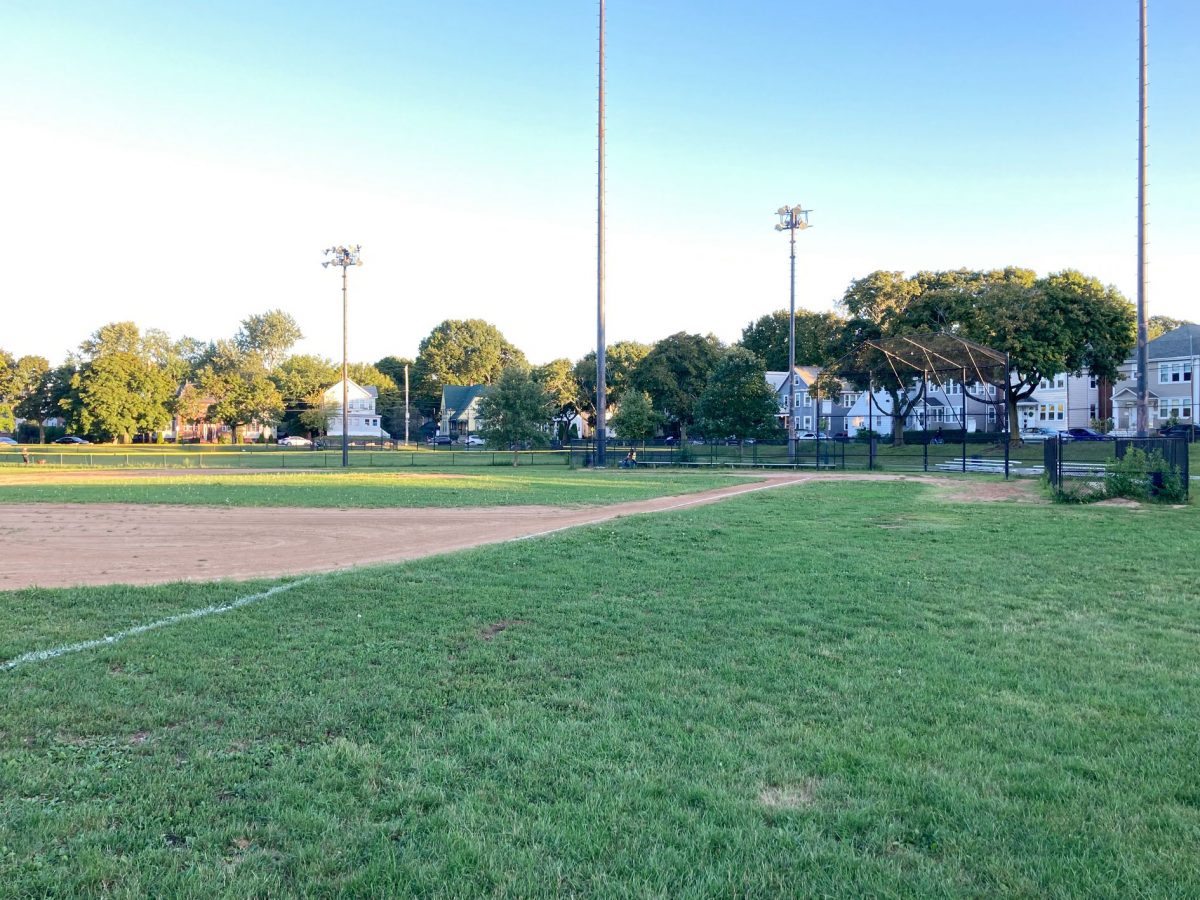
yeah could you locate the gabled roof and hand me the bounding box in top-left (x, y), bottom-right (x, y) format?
top-left (441, 384), bottom-right (489, 423)
top-left (1147, 324), bottom-right (1200, 360)
top-left (321, 378), bottom-right (374, 402)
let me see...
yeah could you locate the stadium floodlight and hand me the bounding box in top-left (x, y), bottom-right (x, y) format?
top-left (322, 245), bottom-right (363, 468)
top-left (775, 205), bottom-right (811, 463)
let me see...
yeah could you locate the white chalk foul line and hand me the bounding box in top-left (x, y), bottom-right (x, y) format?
top-left (1, 578), bottom-right (311, 673)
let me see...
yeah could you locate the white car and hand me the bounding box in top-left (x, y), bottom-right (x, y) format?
top-left (278, 435), bottom-right (313, 447)
top-left (461, 435), bottom-right (486, 447)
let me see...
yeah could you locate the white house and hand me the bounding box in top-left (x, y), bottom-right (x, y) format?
top-left (323, 379), bottom-right (388, 439)
top-left (1016, 372), bottom-right (1107, 433)
top-left (843, 376), bottom-right (1000, 437)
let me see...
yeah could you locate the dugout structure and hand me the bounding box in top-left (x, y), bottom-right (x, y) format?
top-left (826, 332), bottom-right (1013, 476)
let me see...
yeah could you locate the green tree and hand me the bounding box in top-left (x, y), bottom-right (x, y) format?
top-left (738, 309), bottom-right (848, 370)
top-left (271, 355), bottom-right (339, 438)
top-left (695, 347), bottom-right (782, 440)
top-left (412, 320), bottom-right (526, 418)
top-left (68, 352), bottom-right (175, 442)
top-left (13, 360), bottom-right (58, 444)
top-left (573, 341), bottom-right (652, 426)
top-left (611, 389), bottom-right (662, 442)
top-left (534, 358), bottom-right (582, 439)
top-left (476, 366), bottom-right (556, 465)
top-left (631, 333), bottom-right (724, 442)
top-left (198, 341), bottom-right (284, 443)
top-left (235, 310), bottom-right (303, 369)
top-left (1148, 315), bottom-right (1194, 340)
top-left (962, 271), bottom-right (1135, 437)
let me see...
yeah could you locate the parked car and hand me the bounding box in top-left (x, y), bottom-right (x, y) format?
top-left (1064, 427), bottom-right (1109, 441)
top-left (688, 437), bottom-right (706, 446)
top-left (1159, 423), bottom-right (1198, 439)
top-left (54, 435), bottom-right (90, 444)
top-left (1020, 427), bottom-right (1059, 442)
top-left (277, 435), bottom-right (313, 447)
top-left (461, 435), bottom-right (486, 447)
top-left (796, 432), bottom-right (817, 440)
top-left (428, 435), bottom-right (456, 446)
top-left (0, 436), bottom-right (17, 445)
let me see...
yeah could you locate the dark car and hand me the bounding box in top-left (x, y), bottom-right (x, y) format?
top-left (428, 435), bottom-right (456, 446)
top-left (54, 435), bottom-right (90, 444)
top-left (1159, 423), bottom-right (1198, 439)
top-left (1064, 427), bottom-right (1108, 441)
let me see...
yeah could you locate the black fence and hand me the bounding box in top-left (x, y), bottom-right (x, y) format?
top-left (568, 435), bottom-right (1014, 476)
top-left (1044, 435), bottom-right (1190, 499)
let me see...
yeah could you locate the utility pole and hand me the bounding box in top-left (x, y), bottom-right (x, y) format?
top-left (1135, 0), bottom-right (1149, 436)
top-left (595, 0), bottom-right (607, 467)
top-left (404, 363), bottom-right (410, 446)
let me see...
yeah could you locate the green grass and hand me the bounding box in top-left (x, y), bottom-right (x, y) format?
top-left (2, 481), bottom-right (1199, 896)
top-left (0, 469), bottom-right (752, 508)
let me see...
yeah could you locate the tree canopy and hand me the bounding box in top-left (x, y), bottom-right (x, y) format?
top-left (738, 309), bottom-right (847, 370)
top-left (412, 319), bottom-right (527, 415)
top-left (476, 366), bottom-right (556, 463)
top-left (235, 310), bottom-right (303, 369)
top-left (695, 347), bottom-right (782, 440)
top-left (630, 333), bottom-right (723, 441)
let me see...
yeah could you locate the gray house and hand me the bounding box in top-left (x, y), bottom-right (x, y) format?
top-left (1111, 324), bottom-right (1199, 433)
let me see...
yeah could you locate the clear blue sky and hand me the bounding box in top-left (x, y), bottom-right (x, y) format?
top-left (2, 1), bottom-right (1196, 367)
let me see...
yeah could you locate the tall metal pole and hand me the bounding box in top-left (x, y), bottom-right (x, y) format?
top-left (342, 266), bottom-right (349, 468)
top-left (595, 0), bottom-right (607, 467)
top-left (788, 226), bottom-right (796, 463)
top-left (1136, 0), bottom-right (1149, 437)
top-left (404, 363), bottom-right (410, 447)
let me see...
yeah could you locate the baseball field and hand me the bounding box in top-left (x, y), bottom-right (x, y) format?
top-left (1, 467), bottom-right (1198, 896)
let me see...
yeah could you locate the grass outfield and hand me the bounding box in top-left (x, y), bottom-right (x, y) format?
top-left (0, 469), bottom-right (754, 508)
top-left (3, 481), bottom-right (1199, 895)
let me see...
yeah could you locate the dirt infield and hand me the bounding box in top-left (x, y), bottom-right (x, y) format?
top-left (0, 473), bottom-right (1038, 590)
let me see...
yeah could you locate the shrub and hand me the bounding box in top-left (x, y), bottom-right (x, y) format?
top-left (1105, 448), bottom-right (1186, 504)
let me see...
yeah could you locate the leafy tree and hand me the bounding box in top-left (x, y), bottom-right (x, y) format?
top-left (198, 341), bottom-right (283, 443)
top-left (79, 321), bottom-right (142, 358)
top-left (573, 341), bottom-right (652, 426)
top-left (67, 352), bottom-right (175, 442)
top-left (476, 366), bottom-right (556, 465)
top-left (412, 320), bottom-right (527, 417)
top-left (962, 271), bottom-right (1135, 436)
top-left (533, 358), bottom-right (582, 439)
top-left (271, 355), bottom-right (339, 438)
top-left (738, 309), bottom-right (848, 370)
top-left (9, 356), bottom-right (51, 440)
top-left (695, 347), bottom-right (782, 440)
top-left (611, 389), bottom-right (662, 442)
top-left (630, 333), bottom-right (724, 442)
top-left (1, 354), bottom-right (50, 436)
top-left (173, 383), bottom-right (212, 440)
top-left (1148, 315), bottom-right (1194, 340)
top-left (235, 310), bottom-right (303, 369)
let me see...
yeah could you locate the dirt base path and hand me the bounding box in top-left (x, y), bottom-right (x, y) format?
top-left (0, 473), bottom-right (1037, 590)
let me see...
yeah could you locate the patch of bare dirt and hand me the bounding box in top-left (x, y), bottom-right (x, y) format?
top-left (760, 780), bottom-right (821, 810)
top-left (0, 468), bottom-right (478, 486)
top-left (1094, 497), bottom-right (1144, 509)
top-left (480, 620), bottom-right (528, 641)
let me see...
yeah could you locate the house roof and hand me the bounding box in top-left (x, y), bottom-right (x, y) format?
top-left (1147, 324), bottom-right (1200, 360)
top-left (321, 378), bottom-right (374, 402)
top-left (441, 384), bottom-right (489, 423)
top-left (1112, 380), bottom-right (1161, 400)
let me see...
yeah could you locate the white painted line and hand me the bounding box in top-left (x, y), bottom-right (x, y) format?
top-left (1, 578), bottom-right (311, 673)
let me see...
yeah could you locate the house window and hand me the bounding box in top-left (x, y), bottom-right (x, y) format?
top-left (1055, 376), bottom-right (1065, 388)
top-left (803, 416), bottom-right (812, 429)
top-left (803, 394), bottom-right (812, 407)
top-left (1160, 363), bottom-right (1190, 383)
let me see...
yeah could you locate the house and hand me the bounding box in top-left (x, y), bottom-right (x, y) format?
top-left (1110, 324), bottom-right (1198, 433)
top-left (440, 384), bottom-right (489, 437)
top-left (766, 367), bottom-right (858, 434)
top-left (1016, 372), bottom-right (1109, 433)
top-left (324, 379), bottom-right (388, 439)
top-left (843, 376), bottom-right (1001, 436)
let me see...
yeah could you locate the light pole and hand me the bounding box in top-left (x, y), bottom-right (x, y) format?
top-left (1135, 0), bottom-right (1149, 437)
top-left (775, 205), bottom-right (811, 462)
top-left (322, 244), bottom-right (363, 468)
top-left (595, 0), bottom-right (607, 467)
